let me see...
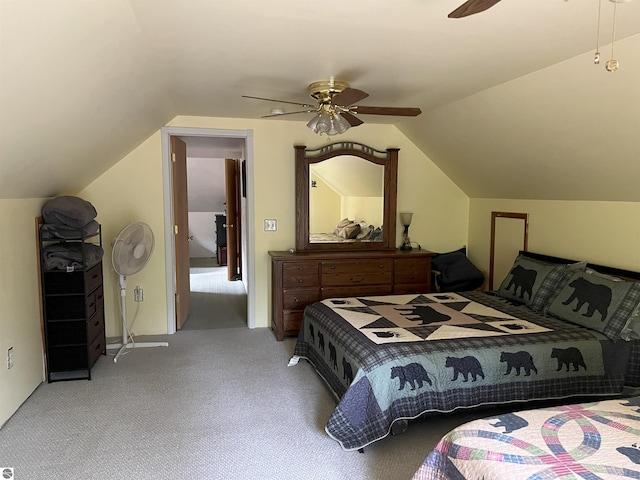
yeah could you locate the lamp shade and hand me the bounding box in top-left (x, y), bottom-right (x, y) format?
top-left (400, 212), bottom-right (413, 227)
top-left (307, 111), bottom-right (351, 136)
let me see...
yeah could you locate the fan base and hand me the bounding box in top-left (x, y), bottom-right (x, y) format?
top-left (108, 341), bottom-right (169, 363)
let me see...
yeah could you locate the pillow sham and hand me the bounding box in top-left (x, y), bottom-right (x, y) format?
top-left (42, 195), bottom-right (97, 228)
top-left (497, 255), bottom-right (585, 313)
top-left (547, 270), bottom-right (640, 340)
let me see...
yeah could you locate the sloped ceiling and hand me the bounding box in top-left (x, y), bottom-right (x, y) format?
top-left (1, 0), bottom-right (639, 200)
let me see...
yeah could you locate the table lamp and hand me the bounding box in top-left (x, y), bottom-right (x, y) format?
top-left (399, 212), bottom-right (413, 250)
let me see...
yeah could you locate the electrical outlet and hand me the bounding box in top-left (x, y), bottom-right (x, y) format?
top-left (264, 219), bottom-right (277, 231)
top-left (134, 286), bottom-right (144, 302)
top-left (7, 347), bottom-right (14, 369)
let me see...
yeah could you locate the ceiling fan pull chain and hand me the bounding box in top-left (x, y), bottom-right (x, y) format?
top-left (605, 0), bottom-right (619, 72)
top-left (594, 0), bottom-right (602, 64)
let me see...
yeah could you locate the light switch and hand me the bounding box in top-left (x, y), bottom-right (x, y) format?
top-left (264, 219), bottom-right (277, 231)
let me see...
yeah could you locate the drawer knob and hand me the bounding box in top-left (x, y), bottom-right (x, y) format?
top-left (351, 275), bottom-right (365, 283)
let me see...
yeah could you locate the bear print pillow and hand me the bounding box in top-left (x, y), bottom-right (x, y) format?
top-left (547, 270), bottom-right (640, 340)
top-left (497, 255), bottom-right (584, 313)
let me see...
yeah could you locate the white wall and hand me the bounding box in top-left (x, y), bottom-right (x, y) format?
top-left (0, 199), bottom-right (47, 427)
top-left (468, 199), bottom-right (640, 285)
top-left (188, 212), bottom-right (218, 258)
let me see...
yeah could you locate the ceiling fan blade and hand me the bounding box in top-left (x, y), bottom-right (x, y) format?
top-left (241, 95), bottom-right (314, 108)
top-left (351, 106), bottom-right (422, 117)
top-left (340, 111), bottom-right (364, 127)
top-left (260, 109), bottom-right (316, 118)
top-left (448, 0), bottom-right (503, 18)
top-left (331, 88), bottom-right (369, 107)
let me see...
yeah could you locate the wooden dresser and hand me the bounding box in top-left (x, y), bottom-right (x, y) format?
top-left (269, 249), bottom-right (435, 340)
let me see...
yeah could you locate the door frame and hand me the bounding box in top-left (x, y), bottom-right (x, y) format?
top-left (161, 126), bottom-right (255, 334)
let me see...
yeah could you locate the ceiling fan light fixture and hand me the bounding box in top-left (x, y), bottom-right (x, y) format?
top-left (307, 110), bottom-right (351, 136)
top-left (331, 113), bottom-right (351, 134)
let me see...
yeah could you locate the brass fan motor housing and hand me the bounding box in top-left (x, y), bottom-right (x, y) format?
top-left (308, 80), bottom-right (350, 103)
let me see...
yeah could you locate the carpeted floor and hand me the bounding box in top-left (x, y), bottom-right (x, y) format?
top-left (182, 257), bottom-right (247, 330)
top-left (0, 328), bottom-right (496, 480)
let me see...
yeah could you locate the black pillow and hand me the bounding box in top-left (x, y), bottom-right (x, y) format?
top-left (497, 254), bottom-right (585, 313)
top-left (432, 248), bottom-right (483, 288)
top-left (42, 196), bottom-right (97, 228)
top-left (548, 270), bottom-right (640, 340)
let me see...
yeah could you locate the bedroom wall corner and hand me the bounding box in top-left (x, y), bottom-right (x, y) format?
top-left (467, 199), bottom-right (640, 286)
top-left (0, 199), bottom-right (47, 428)
top-left (390, 126), bottom-right (470, 253)
top-left (78, 131), bottom-right (168, 338)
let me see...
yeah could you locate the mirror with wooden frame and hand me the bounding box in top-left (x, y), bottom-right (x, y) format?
top-left (295, 142), bottom-right (398, 252)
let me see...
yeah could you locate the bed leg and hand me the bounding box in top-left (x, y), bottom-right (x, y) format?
top-left (391, 419), bottom-right (408, 436)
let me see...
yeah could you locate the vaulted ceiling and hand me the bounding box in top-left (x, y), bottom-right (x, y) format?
top-left (1, 0), bottom-right (639, 200)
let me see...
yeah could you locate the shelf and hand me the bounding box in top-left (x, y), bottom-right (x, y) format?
top-left (38, 219), bottom-right (105, 382)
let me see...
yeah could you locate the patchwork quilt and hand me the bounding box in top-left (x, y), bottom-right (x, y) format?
top-left (292, 291), bottom-right (634, 451)
top-left (413, 397), bottom-right (640, 479)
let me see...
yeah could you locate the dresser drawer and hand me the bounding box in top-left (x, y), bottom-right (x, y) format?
top-left (87, 308), bottom-right (105, 343)
top-left (94, 285), bottom-right (104, 310)
top-left (321, 259), bottom-right (393, 286)
top-left (85, 262), bottom-right (102, 293)
top-left (283, 288), bottom-right (320, 310)
top-left (322, 285), bottom-right (393, 299)
top-left (88, 331), bottom-right (105, 368)
top-left (282, 262), bottom-right (319, 288)
top-left (394, 257), bottom-right (430, 284)
top-left (282, 311), bottom-right (304, 336)
top-left (393, 283), bottom-right (430, 295)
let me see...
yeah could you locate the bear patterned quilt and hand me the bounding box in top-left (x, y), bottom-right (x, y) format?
top-left (413, 397), bottom-right (640, 479)
top-left (291, 291), bottom-right (634, 451)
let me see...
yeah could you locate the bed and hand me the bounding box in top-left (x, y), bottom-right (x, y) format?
top-left (309, 218), bottom-right (384, 244)
top-left (290, 252), bottom-right (640, 451)
top-left (412, 396), bottom-right (640, 479)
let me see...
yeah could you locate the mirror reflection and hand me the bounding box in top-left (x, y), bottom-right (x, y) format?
top-left (309, 156), bottom-right (384, 243)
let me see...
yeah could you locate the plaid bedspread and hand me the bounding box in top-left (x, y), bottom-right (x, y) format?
top-left (292, 291), bottom-right (635, 451)
top-left (413, 397), bottom-right (640, 479)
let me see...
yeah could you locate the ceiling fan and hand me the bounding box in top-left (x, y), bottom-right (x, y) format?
top-left (448, 0), bottom-right (503, 18)
top-left (242, 79), bottom-right (421, 135)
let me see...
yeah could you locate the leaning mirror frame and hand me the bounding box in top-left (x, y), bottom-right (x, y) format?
top-left (295, 142), bottom-right (398, 252)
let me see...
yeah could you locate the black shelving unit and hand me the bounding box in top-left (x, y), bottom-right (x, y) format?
top-left (38, 223), bottom-right (106, 381)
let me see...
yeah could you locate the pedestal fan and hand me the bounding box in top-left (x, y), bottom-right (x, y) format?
top-left (110, 222), bottom-right (168, 363)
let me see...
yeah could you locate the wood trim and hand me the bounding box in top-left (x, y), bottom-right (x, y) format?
top-left (489, 211), bottom-right (529, 290)
top-left (35, 216), bottom-right (47, 380)
top-left (295, 143), bottom-right (398, 252)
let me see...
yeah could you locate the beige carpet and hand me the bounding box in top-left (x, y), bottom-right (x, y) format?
top-left (182, 259), bottom-right (247, 330)
top-left (0, 327), bottom-right (494, 480)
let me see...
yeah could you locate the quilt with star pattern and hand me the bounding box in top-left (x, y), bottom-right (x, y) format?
top-left (291, 291), bottom-right (636, 451)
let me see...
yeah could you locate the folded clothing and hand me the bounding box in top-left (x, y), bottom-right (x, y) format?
top-left (43, 243), bottom-right (104, 271)
top-left (42, 196), bottom-right (97, 228)
top-left (39, 220), bottom-right (100, 240)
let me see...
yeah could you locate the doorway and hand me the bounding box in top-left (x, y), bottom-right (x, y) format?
top-left (183, 139), bottom-right (245, 330)
top-left (161, 127), bottom-right (255, 335)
